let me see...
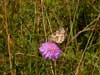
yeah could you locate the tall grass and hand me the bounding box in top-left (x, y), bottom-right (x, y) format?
top-left (0, 0), bottom-right (100, 75)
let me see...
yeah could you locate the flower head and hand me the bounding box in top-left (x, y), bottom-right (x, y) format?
top-left (39, 42), bottom-right (62, 61)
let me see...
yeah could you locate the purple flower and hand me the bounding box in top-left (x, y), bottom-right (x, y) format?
top-left (39, 42), bottom-right (62, 61)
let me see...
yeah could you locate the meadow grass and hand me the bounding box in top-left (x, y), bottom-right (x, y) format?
top-left (0, 0), bottom-right (100, 75)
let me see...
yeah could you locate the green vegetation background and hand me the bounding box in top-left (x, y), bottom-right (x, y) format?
top-left (0, 0), bottom-right (100, 75)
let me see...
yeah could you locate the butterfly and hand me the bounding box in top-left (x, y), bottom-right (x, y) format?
top-left (48, 27), bottom-right (67, 44)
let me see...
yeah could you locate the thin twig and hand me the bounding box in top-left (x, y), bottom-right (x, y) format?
top-left (74, 14), bottom-right (100, 75)
top-left (34, 0), bottom-right (39, 75)
top-left (41, 0), bottom-right (47, 42)
top-left (75, 32), bottom-right (93, 75)
top-left (66, 14), bottom-right (100, 46)
top-left (3, 0), bottom-right (13, 75)
top-left (46, 12), bottom-right (53, 33)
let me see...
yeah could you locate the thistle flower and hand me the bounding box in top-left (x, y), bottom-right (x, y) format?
top-left (39, 42), bottom-right (62, 61)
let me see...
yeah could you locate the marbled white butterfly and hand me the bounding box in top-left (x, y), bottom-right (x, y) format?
top-left (48, 27), bottom-right (67, 44)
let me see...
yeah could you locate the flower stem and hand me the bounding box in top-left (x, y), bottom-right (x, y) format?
top-left (51, 61), bottom-right (57, 75)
